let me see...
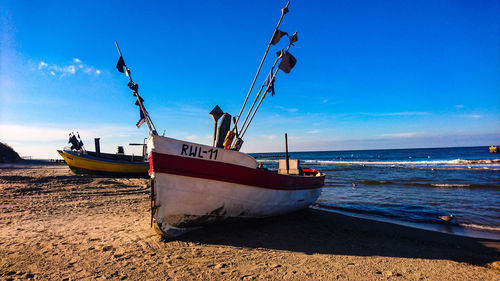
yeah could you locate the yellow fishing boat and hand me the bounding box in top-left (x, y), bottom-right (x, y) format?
top-left (58, 133), bottom-right (149, 178)
top-left (490, 146), bottom-right (498, 154)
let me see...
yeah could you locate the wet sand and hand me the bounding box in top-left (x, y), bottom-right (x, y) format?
top-left (0, 164), bottom-right (499, 280)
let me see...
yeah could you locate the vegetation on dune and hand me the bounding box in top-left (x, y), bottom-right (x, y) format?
top-left (0, 142), bottom-right (22, 163)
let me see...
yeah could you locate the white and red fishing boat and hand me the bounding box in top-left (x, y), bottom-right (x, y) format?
top-left (114, 2), bottom-right (325, 237)
top-left (147, 135), bottom-right (325, 237)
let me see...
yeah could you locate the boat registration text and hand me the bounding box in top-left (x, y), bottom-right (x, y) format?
top-left (181, 144), bottom-right (218, 160)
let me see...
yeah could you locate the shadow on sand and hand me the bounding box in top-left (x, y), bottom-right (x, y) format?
top-left (178, 208), bottom-right (500, 267)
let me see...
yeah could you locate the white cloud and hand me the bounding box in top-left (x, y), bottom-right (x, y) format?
top-left (260, 134), bottom-right (277, 140)
top-left (306, 129), bottom-right (320, 134)
top-left (36, 58), bottom-right (100, 77)
top-left (0, 124), bottom-right (149, 159)
top-left (360, 112), bottom-right (429, 117)
top-left (0, 124), bottom-right (69, 142)
top-left (466, 114), bottom-right (481, 118)
top-left (273, 106), bottom-right (298, 113)
top-left (186, 135), bottom-right (198, 140)
top-left (377, 132), bottom-right (421, 138)
top-left (38, 61), bottom-right (48, 70)
top-left (322, 99), bottom-right (328, 103)
top-left (0, 124), bottom-right (146, 142)
top-left (455, 104), bottom-right (464, 109)
top-left (65, 65), bottom-right (76, 74)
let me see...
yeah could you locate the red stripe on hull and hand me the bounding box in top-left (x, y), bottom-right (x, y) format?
top-left (149, 152), bottom-right (325, 190)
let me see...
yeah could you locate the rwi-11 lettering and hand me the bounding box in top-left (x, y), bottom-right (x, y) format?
top-left (181, 144), bottom-right (218, 160)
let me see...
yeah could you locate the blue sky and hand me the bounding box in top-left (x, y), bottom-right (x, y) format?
top-left (1, 0), bottom-right (499, 158)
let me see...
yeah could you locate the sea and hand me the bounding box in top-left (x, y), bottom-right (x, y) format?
top-left (251, 146), bottom-right (500, 240)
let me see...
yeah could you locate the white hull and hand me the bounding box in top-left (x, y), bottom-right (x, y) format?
top-left (147, 135), bottom-right (324, 238)
top-left (150, 172), bottom-right (321, 237)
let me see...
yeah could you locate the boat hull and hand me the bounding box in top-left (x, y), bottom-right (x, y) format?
top-left (57, 150), bottom-right (149, 178)
top-left (147, 135), bottom-right (325, 238)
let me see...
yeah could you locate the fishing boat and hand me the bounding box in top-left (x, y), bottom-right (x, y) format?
top-left (58, 133), bottom-right (149, 178)
top-left (489, 146), bottom-right (498, 153)
top-left (115, 2), bottom-right (325, 237)
top-left (147, 135), bottom-right (324, 237)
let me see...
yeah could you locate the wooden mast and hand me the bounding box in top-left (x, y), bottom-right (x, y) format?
top-left (115, 41), bottom-right (158, 136)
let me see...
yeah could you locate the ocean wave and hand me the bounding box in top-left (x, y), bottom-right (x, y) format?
top-left (401, 182), bottom-right (496, 189)
top-left (303, 158), bottom-right (499, 165)
top-left (460, 223), bottom-right (500, 233)
top-left (300, 158), bottom-right (500, 168)
top-left (253, 154), bottom-right (283, 159)
top-left (430, 184), bottom-right (472, 188)
top-left (257, 159), bottom-right (279, 163)
top-left (358, 180), bottom-right (392, 185)
top-left (313, 203), bottom-right (455, 224)
top-left (256, 158), bottom-right (500, 171)
top-left (259, 159), bottom-right (495, 164)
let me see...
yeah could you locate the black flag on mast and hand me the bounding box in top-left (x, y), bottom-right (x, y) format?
top-left (263, 67), bottom-right (275, 96)
top-left (271, 30), bottom-right (288, 45)
top-left (278, 51), bottom-right (296, 74)
top-left (289, 32), bottom-right (298, 45)
top-left (116, 56), bottom-right (126, 73)
top-left (136, 109), bottom-right (146, 128)
top-left (282, 5), bottom-right (289, 15)
top-left (134, 94), bottom-right (144, 106)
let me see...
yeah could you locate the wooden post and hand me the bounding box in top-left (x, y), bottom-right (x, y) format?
top-left (94, 138), bottom-right (100, 156)
top-left (209, 105), bottom-right (224, 147)
top-left (213, 120), bottom-right (218, 147)
top-left (285, 133), bottom-right (289, 174)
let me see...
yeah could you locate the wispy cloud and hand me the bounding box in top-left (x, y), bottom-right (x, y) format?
top-left (359, 112), bottom-right (429, 117)
top-left (1, 124), bottom-right (69, 142)
top-left (306, 129), bottom-right (320, 134)
top-left (159, 104), bottom-right (210, 118)
top-left (185, 135), bottom-right (198, 140)
top-left (455, 104), bottom-right (464, 109)
top-left (259, 134), bottom-right (277, 140)
top-left (37, 58), bottom-right (101, 77)
top-left (0, 124), bottom-right (146, 143)
top-left (321, 99), bottom-right (328, 104)
top-left (273, 106), bottom-right (298, 113)
top-left (0, 124), bottom-right (148, 158)
top-left (377, 132), bottom-right (421, 138)
top-left (465, 114), bottom-right (481, 118)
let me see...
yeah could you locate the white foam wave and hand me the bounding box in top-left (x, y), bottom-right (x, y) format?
top-left (256, 158), bottom-right (500, 170)
top-left (460, 223), bottom-right (500, 233)
top-left (301, 159), bottom-right (500, 167)
top-left (257, 159), bottom-right (279, 163)
top-left (430, 184), bottom-right (472, 188)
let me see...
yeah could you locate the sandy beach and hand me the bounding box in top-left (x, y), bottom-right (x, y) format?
top-left (0, 164), bottom-right (498, 280)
